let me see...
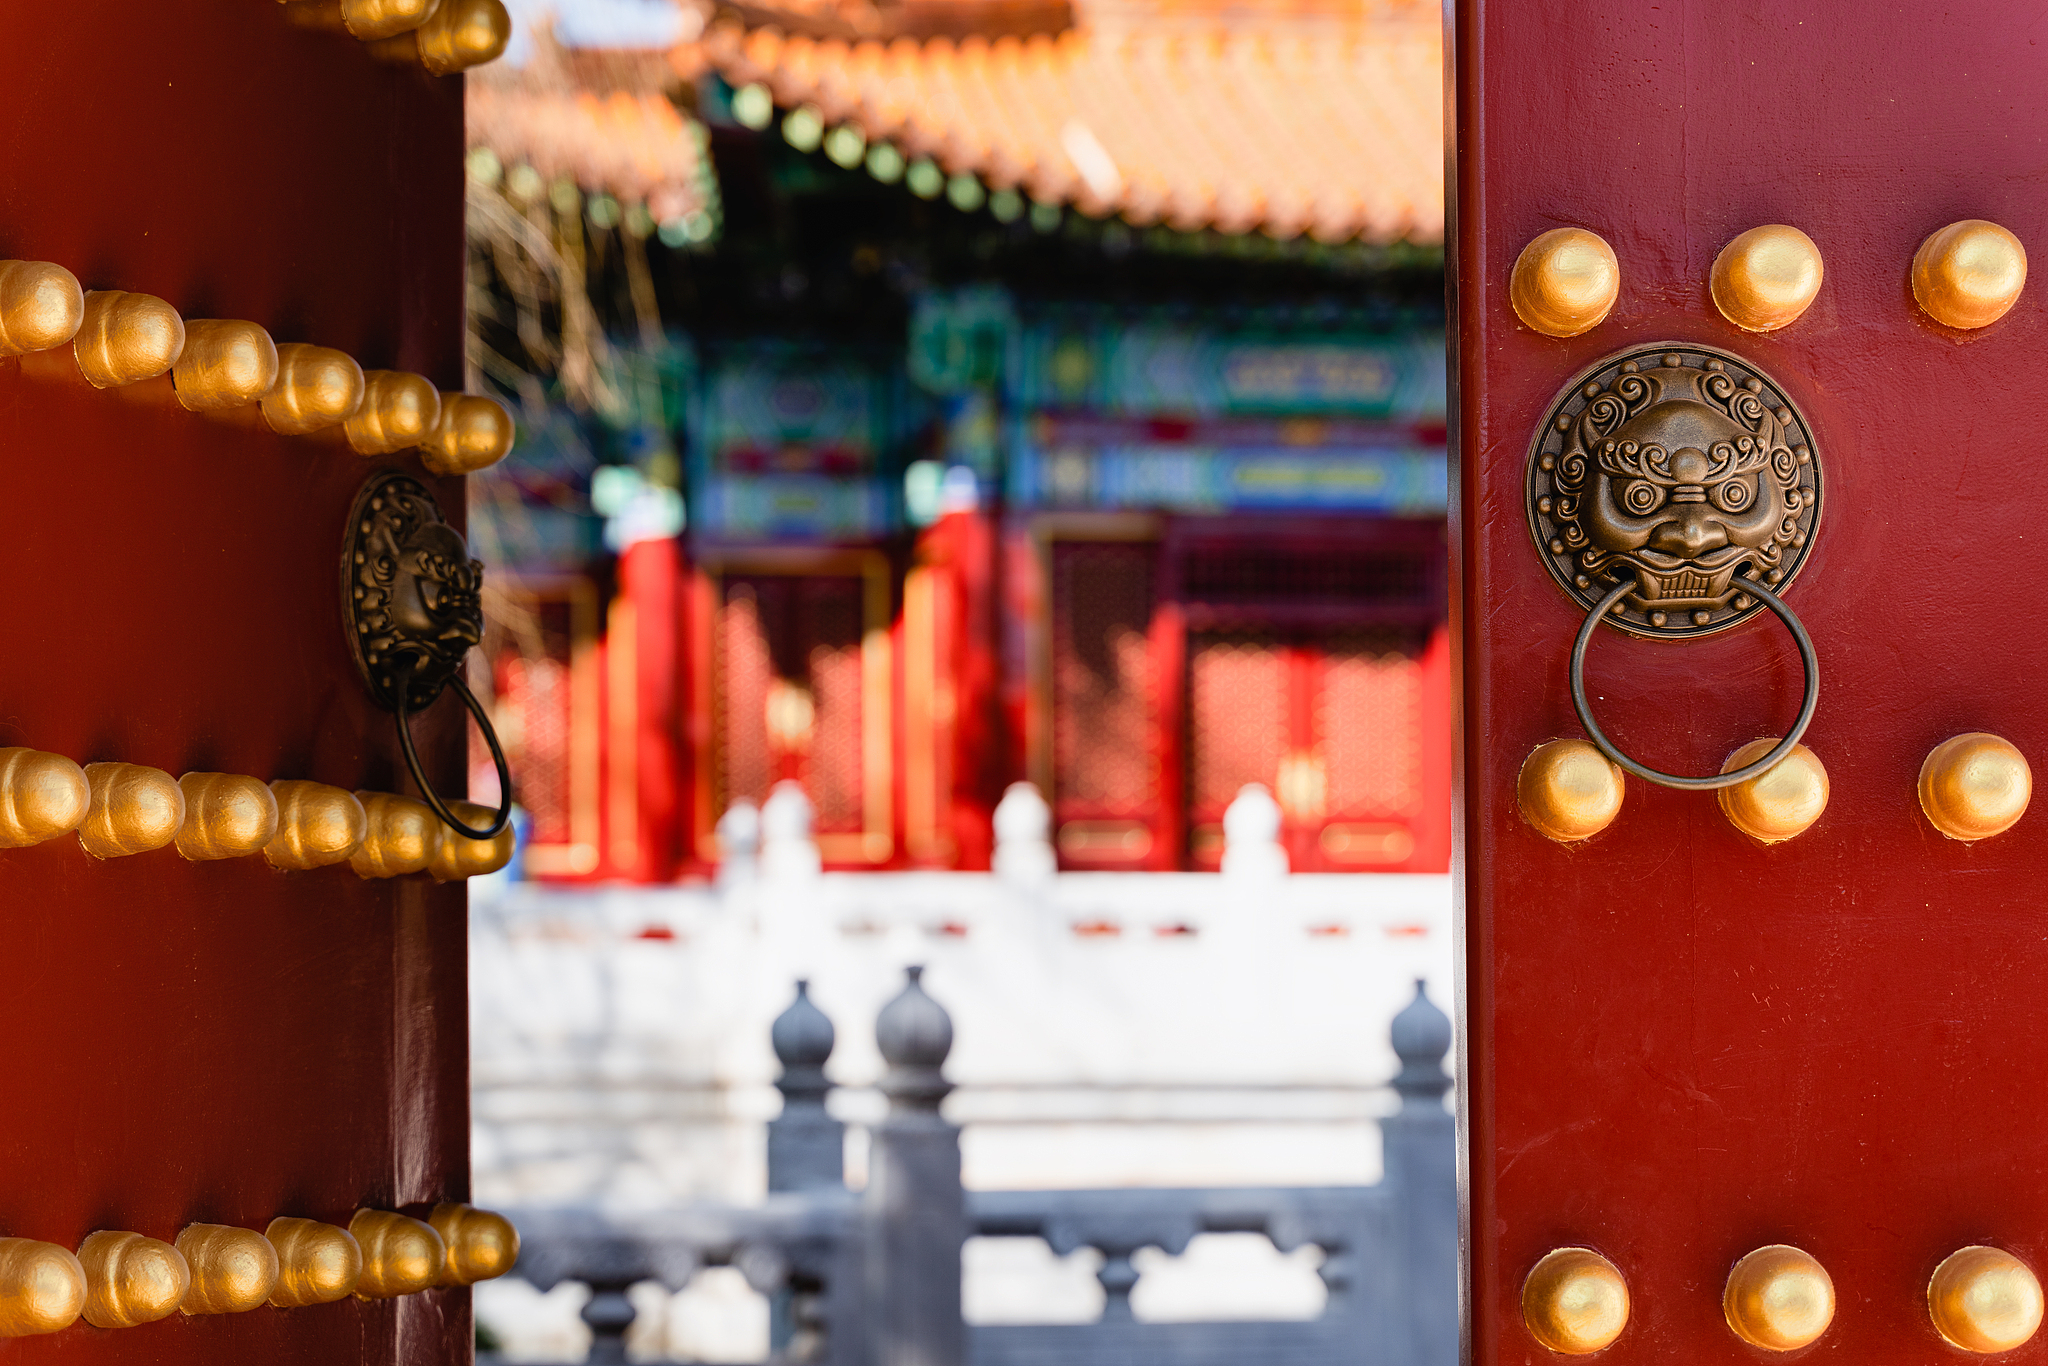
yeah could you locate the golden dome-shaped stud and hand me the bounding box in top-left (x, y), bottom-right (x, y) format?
top-left (1712, 226), bottom-right (1824, 332)
top-left (350, 792), bottom-right (443, 878)
top-left (416, 0), bottom-right (512, 73)
top-left (0, 748), bottom-right (90, 849)
top-left (349, 1211), bottom-right (447, 1299)
top-left (72, 290), bottom-right (185, 387)
top-left (429, 1204), bottom-right (520, 1286)
top-left (265, 1218), bottom-right (363, 1308)
top-left (1920, 733), bottom-right (2031, 841)
top-left (0, 1238), bottom-right (87, 1336)
top-left (0, 261), bottom-right (85, 357)
top-left (1913, 221), bottom-right (2027, 330)
top-left (77, 1231), bottom-right (190, 1329)
top-left (371, 0), bottom-right (511, 72)
top-left (1724, 1245), bottom-right (1835, 1351)
top-left (264, 781), bottom-right (368, 871)
top-left (173, 320), bottom-right (278, 411)
top-left (346, 371), bottom-right (442, 455)
top-left (79, 762), bottom-right (186, 858)
top-left (1511, 229), bottom-right (1620, 338)
top-left (1717, 739), bottom-right (1829, 844)
top-left (1522, 1247), bottom-right (1629, 1354)
top-left (175, 773), bottom-right (280, 861)
top-left (1929, 1246), bottom-right (2045, 1353)
top-left (261, 343), bottom-right (366, 435)
top-left (421, 392), bottom-right (516, 475)
top-left (1517, 739), bottom-right (1625, 843)
top-left (339, 0), bottom-right (441, 39)
top-left (175, 1224), bottom-right (278, 1315)
top-left (429, 802), bottom-right (516, 881)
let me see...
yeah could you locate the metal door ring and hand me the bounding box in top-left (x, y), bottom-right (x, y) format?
top-left (393, 657), bottom-right (514, 840)
top-left (1570, 576), bottom-right (1819, 791)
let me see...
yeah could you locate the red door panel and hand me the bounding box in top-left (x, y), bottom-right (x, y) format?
top-left (1458, 6), bottom-right (2048, 1366)
top-left (719, 574), bottom-right (870, 841)
top-left (1049, 540), bottom-right (1161, 867)
top-left (0, 7), bottom-right (469, 1366)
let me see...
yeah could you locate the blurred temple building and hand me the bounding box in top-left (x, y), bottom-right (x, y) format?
top-left (460, 0), bottom-right (1448, 883)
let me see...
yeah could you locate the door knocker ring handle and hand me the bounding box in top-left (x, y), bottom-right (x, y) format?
top-left (343, 470), bottom-right (516, 842)
top-left (390, 656), bottom-right (514, 840)
top-left (1570, 575), bottom-right (1820, 791)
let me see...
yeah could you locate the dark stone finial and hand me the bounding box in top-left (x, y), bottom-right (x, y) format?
top-left (1391, 978), bottom-right (1452, 1105)
top-left (772, 979), bottom-right (835, 1105)
top-left (877, 965), bottom-right (953, 1110)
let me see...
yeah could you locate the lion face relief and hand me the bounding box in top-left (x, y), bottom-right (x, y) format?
top-left (1527, 347), bottom-right (1821, 639)
top-left (345, 472), bottom-right (486, 711)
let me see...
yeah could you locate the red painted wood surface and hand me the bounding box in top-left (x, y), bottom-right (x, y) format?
top-left (912, 510), bottom-right (1001, 871)
top-left (619, 538), bottom-right (688, 881)
top-left (1455, 4), bottom-right (2048, 1366)
top-left (0, 6), bottom-right (470, 1366)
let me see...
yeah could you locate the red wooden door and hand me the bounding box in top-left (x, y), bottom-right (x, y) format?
top-left (1048, 538), bottom-right (1164, 868)
top-left (1458, 6), bottom-right (2048, 1366)
top-left (1184, 630), bottom-right (1447, 871)
top-left (0, 5), bottom-right (494, 1365)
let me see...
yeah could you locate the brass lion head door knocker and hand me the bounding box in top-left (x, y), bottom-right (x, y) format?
top-left (343, 470), bottom-right (514, 838)
top-left (1526, 344), bottom-right (1823, 789)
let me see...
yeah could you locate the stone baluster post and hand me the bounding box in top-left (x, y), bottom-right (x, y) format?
top-left (716, 797), bottom-right (761, 889)
top-left (762, 781), bottom-right (823, 881)
top-left (580, 1280), bottom-right (638, 1365)
top-left (991, 781), bottom-right (1056, 888)
top-left (1220, 783), bottom-right (1289, 880)
top-left (1380, 979), bottom-right (1457, 1366)
top-left (864, 966), bottom-right (965, 1366)
top-left (768, 980), bottom-right (848, 1360)
top-left (769, 980), bottom-right (846, 1193)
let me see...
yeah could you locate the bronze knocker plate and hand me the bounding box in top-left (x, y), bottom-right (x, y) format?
top-left (342, 470), bottom-right (513, 840)
top-left (1525, 343), bottom-right (1823, 639)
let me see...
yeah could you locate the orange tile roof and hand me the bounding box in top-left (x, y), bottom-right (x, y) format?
top-left (468, 36), bottom-right (718, 224)
top-left (467, 0), bottom-right (1441, 244)
top-left (694, 0), bottom-right (1442, 242)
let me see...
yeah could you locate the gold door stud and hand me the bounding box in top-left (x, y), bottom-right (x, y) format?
top-left (1522, 1247), bottom-right (1629, 1354)
top-left (0, 1239), bottom-right (87, 1336)
top-left (1930, 1247), bottom-right (2045, 1353)
top-left (1711, 226), bottom-right (1823, 332)
top-left (349, 1210), bottom-right (447, 1300)
top-left (1724, 1245), bottom-right (1835, 1351)
top-left (1718, 739), bottom-right (1829, 844)
top-left (1511, 229), bottom-right (1621, 338)
top-left (76, 1232), bottom-right (188, 1329)
top-left (1913, 220), bottom-right (2027, 329)
top-left (175, 1224), bottom-right (278, 1315)
top-left (1517, 739), bottom-right (1625, 843)
top-left (1920, 733), bottom-right (2032, 841)
top-left (266, 1218), bottom-right (364, 1308)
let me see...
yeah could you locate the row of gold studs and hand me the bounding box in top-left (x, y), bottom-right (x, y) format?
top-left (0, 259), bottom-right (513, 476)
top-left (0, 748), bottom-right (513, 881)
top-left (1525, 1243), bottom-right (2043, 1357)
top-left (281, 0), bottom-right (512, 75)
top-left (1511, 219), bottom-right (2027, 337)
top-left (1519, 730), bottom-right (2031, 846)
top-left (0, 1204), bottom-right (516, 1337)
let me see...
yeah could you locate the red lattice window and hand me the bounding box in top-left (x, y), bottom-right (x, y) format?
top-left (1187, 635), bottom-right (1288, 812)
top-left (1050, 540), bottom-right (1158, 865)
top-left (717, 575), bottom-right (867, 833)
top-left (1321, 633), bottom-right (1424, 819)
top-left (499, 655), bottom-right (571, 845)
top-left (1183, 627), bottom-right (1431, 870)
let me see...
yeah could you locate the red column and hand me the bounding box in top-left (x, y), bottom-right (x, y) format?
top-left (613, 538), bottom-right (687, 881)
